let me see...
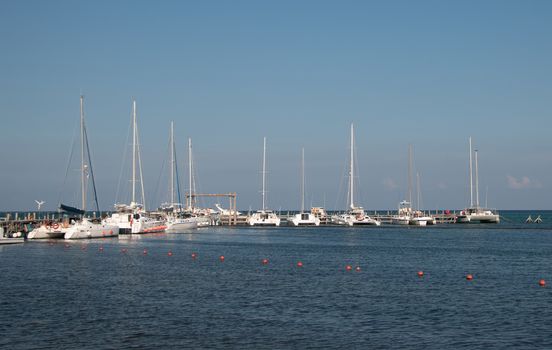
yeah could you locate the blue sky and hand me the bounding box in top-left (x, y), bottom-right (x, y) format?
top-left (1, 0), bottom-right (551, 211)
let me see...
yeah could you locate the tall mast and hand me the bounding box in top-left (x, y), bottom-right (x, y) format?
top-left (262, 137), bottom-right (266, 211)
top-left (80, 95), bottom-right (86, 211)
top-left (408, 144), bottom-right (413, 207)
top-left (132, 99), bottom-right (137, 205)
top-left (188, 137), bottom-right (193, 210)
top-left (349, 123), bottom-right (354, 209)
top-left (170, 121), bottom-right (174, 206)
top-left (468, 137), bottom-right (473, 207)
top-left (416, 172), bottom-right (421, 211)
top-left (475, 149), bottom-right (480, 208)
top-left (301, 147), bottom-right (305, 213)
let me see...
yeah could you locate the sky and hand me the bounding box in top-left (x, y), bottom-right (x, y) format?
top-left (1, 0), bottom-right (551, 211)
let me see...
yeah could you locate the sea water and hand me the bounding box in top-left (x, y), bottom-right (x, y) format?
top-left (1, 214), bottom-right (551, 349)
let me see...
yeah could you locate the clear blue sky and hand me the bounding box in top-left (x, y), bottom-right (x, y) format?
top-left (1, 0), bottom-right (551, 211)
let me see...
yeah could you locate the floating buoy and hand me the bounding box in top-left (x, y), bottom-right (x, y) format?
top-left (99, 246), bottom-right (104, 252)
top-left (417, 271), bottom-right (424, 277)
top-left (191, 252), bottom-right (197, 259)
top-left (539, 279), bottom-right (546, 287)
top-left (167, 250), bottom-right (173, 257)
top-left (345, 265), bottom-right (352, 271)
top-left (143, 249), bottom-right (148, 255)
top-left (219, 255), bottom-right (225, 262)
top-left (121, 248), bottom-right (127, 254)
top-left (355, 266), bottom-right (361, 272)
top-left (297, 261), bottom-right (303, 268)
top-left (262, 258), bottom-right (269, 265)
top-left (466, 274), bottom-right (473, 281)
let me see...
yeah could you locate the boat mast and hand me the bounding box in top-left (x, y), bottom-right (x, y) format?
top-left (349, 123), bottom-right (354, 209)
top-left (468, 137), bottom-right (473, 208)
top-left (170, 121), bottom-right (174, 206)
top-left (188, 137), bottom-right (193, 210)
top-left (475, 149), bottom-right (479, 208)
top-left (80, 95), bottom-right (86, 211)
top-left (262, 137), bottom-right (267, 211)
top-left (416, 172), bottom-right (421, 211)
top-left (132, 99), bottom-right (137, 206)
top-left (301, 147), bottom-right (305, 213)
top-left (408, 144), bottom-right (413, 208)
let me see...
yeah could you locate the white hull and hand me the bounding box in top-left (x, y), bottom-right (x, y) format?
top-left (166, 217), bottom-right (198, 231)
top-left (409, 217), bottom-right (427, 226)
top-left (0, 237), bottom-right (24, 244)
top-left (457, 209), bottom-right (500, 224)
top-left (248, 211), bottom-right (281, 226)
top-left (64, 219), bottom-right (119, 239)
top-left (28, 225), bottom-right (67, 239)
top-left (332, 213), bottom-right (381, 226)
top-left (131, 214), bottom-right (166, 234)
top-left (391, 216), bottom-right (410, 225)
top-left (104, 212), bottom-right (133, 234)
top-left (288, 213), bottom-right (320, 226)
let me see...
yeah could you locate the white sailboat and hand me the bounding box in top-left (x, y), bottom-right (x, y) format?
top-left (184, 137), bottom-right (212, 227)
top-left (105, 99), bottom-right (166, 234)
top-left (456, 137), bottom-right (500, 224)
top-left (63, 95), bottom-right (119, 239)
top-left (165, 122), bottom-right (198, 231)
top-left (248, 137), bottom-right (281, 226)
top-left (331, 124), bottom-right (381, 226)
top-left (288, 148), bottom-right (320, 226)
top-left (392, 145), bottom-right (414, 225)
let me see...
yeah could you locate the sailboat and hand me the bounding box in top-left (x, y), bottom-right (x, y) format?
top-left (392, 145), bottom-right (414, 225)
top-left (104, 99), bottom-right (166, 234)
top-left (184, 137), bottom-right (212, 227)
top-left (248, 137), bottom-right (281, 226)
top-left (456, 137), bottom-right (500, 224)
top-left (288, 148), bottom-right (320, 226)
top-left (164, 122), bottom-right (198, 231)
top-left (58, 95), bottom-right (119, 239)
top-left (331, 124), bottom-right (381, 226)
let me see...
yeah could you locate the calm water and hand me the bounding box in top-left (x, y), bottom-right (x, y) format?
top-left (1, 216), bottom-right (552, 349)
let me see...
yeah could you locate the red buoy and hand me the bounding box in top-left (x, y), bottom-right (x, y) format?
top-left (262, 258), bottom-right (269, 265)
top-left (99, 246), bottom-right (104, 252)
top-left (121, 248), bottom-right (127, 254)
top-left (355, 266), bottom-right (361, 272)
top-left (539, 279), bottom-right (546, 287)
top-left (345, 265), bottom-right (352, 271)
top-left (143, 249), bottom-right (148, 255)
top-left (297, 261), bottom-right (303, 268)
top-left (167, 250), bottom-right (173, 256)
top-left (191, 252), bottom-right (197, 259)
top-left (417, 271), bottom-right (424, 277)
top-left (219, 255), bottom-right (225, 262)
top-left (466, 274), bottom-right (473, 281)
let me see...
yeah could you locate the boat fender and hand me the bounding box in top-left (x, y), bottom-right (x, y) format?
top-left (52, 223), bottom-right (59, 230)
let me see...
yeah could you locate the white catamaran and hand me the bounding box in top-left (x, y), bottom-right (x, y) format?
top-left (248, 137), bottom-right (281, 226)
top-left (62, 95), bottom-right (119, 239)
top-left (331, 123), bottom-right (380, 226)
top-left (105, 99), bottom-right (166, 234)
top-left (288, 148), bottom-right (320, 226)
top-left (456, 137), bottom-right (500, 224)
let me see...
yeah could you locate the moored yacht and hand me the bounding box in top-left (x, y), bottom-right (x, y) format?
top-left (248, 137), bottom-right (281, 226)
top-left (288, 149), bottom-right (320, 226)
top-left (331, 123), bottom-right (380, 226)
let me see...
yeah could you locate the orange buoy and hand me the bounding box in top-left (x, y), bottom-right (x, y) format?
top-left (167, 250), bottom-right (173, 256)
top-left (417, 271), bottom-right (424, 277)
top-left (191, 252), bottom-right (197, 259)
top-left (262, 258), bottom-right (269, 265)
top-left (355, 266), bottom-right (361, 272)
top-left (345, 265), bottom-right (352, 271)
top-left (466, 274), bottom-right (473, 281)
top-left (219, 255), bottom-right (225, 262)
top-left (297, 261), bottom-right (303, 268)
top-left (539, 279), bottom-right (546, 287)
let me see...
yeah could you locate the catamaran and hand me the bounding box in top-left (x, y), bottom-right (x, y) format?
top-left (331, 123), bottom-right (380, 226)
top-left (456, 137), bottom-right (500, 224)
top-left (288, 148), bottom-right (320, 226)
top-left (60, 95), bottom-right (119, 239)
top-left (248, 137), bottom-right (281, 226)
top-left (105, 99), bottom-right (166, 234)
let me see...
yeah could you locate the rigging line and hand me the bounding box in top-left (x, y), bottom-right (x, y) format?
top-left (174, 140), bottom-right (182, 209)
top-left (152, 139), bottom-right (169, 208)
top-left (115, 108), bottom-right (133, 205)
top-left (83, 121), bottom-right (100, 213)
top-left (135, 119), bottom-right (146, 210)
top-left (58, 114), bottom-right (79, 207)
